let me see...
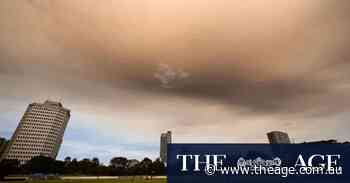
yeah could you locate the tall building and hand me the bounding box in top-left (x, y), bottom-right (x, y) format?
top-left (0, 100), bottom-right (70, 163)
top-left (160, 131), bottom-right (172, 163)
top-left (267, 131), bottom-right (291, 144)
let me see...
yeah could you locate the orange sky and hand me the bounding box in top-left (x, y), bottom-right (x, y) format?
top-left (1, 0), bottom-right (350, 162)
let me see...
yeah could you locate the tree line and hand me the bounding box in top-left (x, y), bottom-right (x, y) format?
top-left (0, 156), bottom-right (165, 180)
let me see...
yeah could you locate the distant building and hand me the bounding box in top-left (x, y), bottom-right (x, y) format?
top-left (160, 131), bottom-right (172, 163)
top-left (267, 131), bottom-right (291, 144)
top-left (0, 137), bottom-right (9, 159)
top-left (0, 100), bottom-right (70, 163)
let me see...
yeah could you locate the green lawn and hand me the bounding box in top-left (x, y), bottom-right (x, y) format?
top-left (9, 179), bottom-right (166, 183)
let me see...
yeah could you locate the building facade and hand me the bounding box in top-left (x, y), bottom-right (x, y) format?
top-left (267, 131), bottom-right (291, 144)
top-left (160, 131), bottom-right (172, 163)
top-left (0, 100), bottom-right (70, 163)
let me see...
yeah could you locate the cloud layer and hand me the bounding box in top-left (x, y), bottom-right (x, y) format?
top-left (1, 0), bottom-right (350, 162)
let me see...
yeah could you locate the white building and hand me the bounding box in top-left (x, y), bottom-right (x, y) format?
top-left (267, 131), bottom-right (291, 144)
top-left (0, 100), bottom-right (70, 163)
top-left (160, 131), bottom-right (172, 163)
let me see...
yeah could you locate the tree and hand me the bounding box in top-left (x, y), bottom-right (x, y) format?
top-left (92, 157), bottom-right (100, 166)
top-left (0, 159), bottom-right (20, 180)
top-left (110, 157), bottom-right (130, 175)
top-left (150, 158), bottom-right (165, 175)
top-left (64, 156), bottom-right (71, 163)
top-left (127, 160), bottom-right (140, 175)
top-left (138, 158), bottom-right (153, 175)
top-left (64, 158), bottom-right (80, 175)
top-left (110, 157), bottom-right (128, 168)
top-left (90, 157), bottom-right (102, 175)
top-left (51, 160), bottom-right (65, 174)
top-left (26, 156), bottom-right (56, 174)
top-left (78, 158), bottom-right (93, 174)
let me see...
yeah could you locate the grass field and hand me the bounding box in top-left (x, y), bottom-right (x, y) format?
top-left (7, 179), bottom-right (166, 183)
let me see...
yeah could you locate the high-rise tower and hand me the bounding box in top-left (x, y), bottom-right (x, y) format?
top-left (160, 131), bottom-right (172, 163)
top-left (0, 100), bottom-right (70, 163)
top-left (267, 131), bottom-right (291, 144)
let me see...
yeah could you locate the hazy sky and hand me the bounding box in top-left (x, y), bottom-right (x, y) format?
top-left (1, 0), bottom-right (350, 163)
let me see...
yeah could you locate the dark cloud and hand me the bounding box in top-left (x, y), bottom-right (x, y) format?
top-left (1, 0), bottom-right (350, 144)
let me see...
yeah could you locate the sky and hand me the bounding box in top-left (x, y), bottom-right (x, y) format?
top-left (1, 0), bottom-right (350, 164)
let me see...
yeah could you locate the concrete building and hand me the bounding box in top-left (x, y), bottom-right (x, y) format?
top-left (160, 131), bottom-right (172, 162)
top-left (0, 100), bottom-right (70, 163)
top-left (267, 131), bottom-right (291, 144)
